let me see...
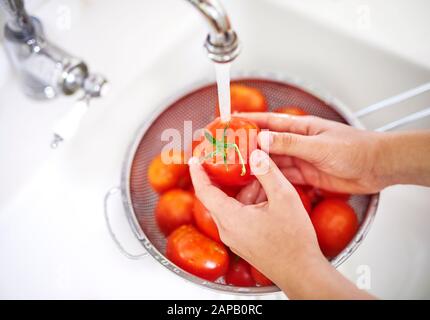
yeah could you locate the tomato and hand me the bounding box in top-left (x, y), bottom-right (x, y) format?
top-left (194, 117), bottom-right (260, 187)
top-left (311, 199), bottom-right (359, 258)
top-left (316, 189), bottom-right (351, 201)
top-left (223, 186), bottom-right (241, 197)
top-left (216, 84), bottom-right (268, 115)
top-left (275, 106), bottom-right (309, 116)
top-left (193, 197), bottom-right (221, 243)
top-left (250, 266), bottom-right (273, 286)
top-left (294, 185), bottom-right (312, 214)
top-left (148, 150), bottom-right (191, 193)
top-left (225, 257), bottom-right (255, 287)
top-left (155, 189), bottom-right (194, 236)
top-left (166, 225), bottom-right (229, 281)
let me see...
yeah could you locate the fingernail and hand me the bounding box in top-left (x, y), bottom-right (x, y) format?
top-left (250, 149), bottom-right (270, 175)
top-left (258, 131), bottom-right (273, 152)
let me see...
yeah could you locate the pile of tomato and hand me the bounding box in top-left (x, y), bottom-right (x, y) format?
top-left (146, 84), bottom-right (359, 287)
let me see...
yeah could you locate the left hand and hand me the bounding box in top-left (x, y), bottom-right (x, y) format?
top-left (189, 149), bottom-right (321, 291)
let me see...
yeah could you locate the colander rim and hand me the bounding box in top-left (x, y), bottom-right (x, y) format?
top-left (119, 70), bottom-right (380, 295)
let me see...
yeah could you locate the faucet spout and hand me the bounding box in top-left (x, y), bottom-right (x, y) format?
top-left (0, 0), bottom-right (33, 36)
top-left (187, 0), bottom-right (240, 63)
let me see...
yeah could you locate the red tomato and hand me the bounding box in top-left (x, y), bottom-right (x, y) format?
top-left (223, 186), bottom-right (241, 197)
top-left (250, 266), bottom-right (273, 286)
top-left (155, 189), bottom-right (194, 236)
top-left (166, 225), bottom-right (229, 281)
top-left (311, 199), bottom-right (359, 258)
top-left (194, 117), bottom-right (260, 187)
top-left (316, 189), bottom-right (351, 201)
top-left (275, 106), bottom-right (309, 116)
top-left (148, 150), bottom-right (191, 193)
top-left (225, 257), bottom-right (256, 287)
top-left (216, 84), bottom-right (268, 115)
top-left (193, 197), bottom-right (221, 243)
top-left (294, 185), bottom-right (312, 214)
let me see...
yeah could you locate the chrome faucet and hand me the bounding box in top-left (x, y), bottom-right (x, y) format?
top-left (188, 0), bottom-right (240, 63)
top-left (0, 0), bottom-right (108, 100)
top-left (0, 0), bottom-right (240, 100)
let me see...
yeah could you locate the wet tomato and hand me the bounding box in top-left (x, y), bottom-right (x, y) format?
top-left (194, 117), bottom-right (260, 187)
top-left (216, 84), bottom-right (268, 115)
top-left (294, 185), bottom-right (312, 214)
top-left (250, 266), bottom-right (273, 286)
top-left (225, 257), bottom-right (255, 287)
top-left (148, 150), bottom-right (191, 193)
top-left (166, 225), bottom-right (229, 281)
top-left (275, 106), bottom-right (309, 116)
top-left (311, 199), bottom-right (359, 258)
top-left (316, 189), bottom-right (351, 201)
top-left (193, 197), bottom-right (221, 243)
top-left (155, 189), bottom-right (194, 236)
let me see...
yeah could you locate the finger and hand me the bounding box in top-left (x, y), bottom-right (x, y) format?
top-left (236, 179), bottom-right (261, 205)
top-left (189, 158), bottom-right (242, 217)
top-left (270, 154), bottom-right (294, 168)
top-left (236, 112), bottom-right (327, 135)
top-left (258, 131), bottom-right (321, 162)
top-left (255, 187), bottom-right (267, 203)
top-left (249, 149), bottom-right (295, 202)
top-left (280, 167), bottom-right (307, 185)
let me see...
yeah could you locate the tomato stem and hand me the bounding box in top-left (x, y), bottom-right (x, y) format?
top-left (203, 128), bottom-right (247, 177)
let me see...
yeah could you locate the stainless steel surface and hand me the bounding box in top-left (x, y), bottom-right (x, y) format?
top-left (355, 82), bottom-right (430, 117)
top-left (355, 81), bottom-right (430, 131)
top-left (1, 0), bottom-right (106, 100)
top-left (375, 107), bottom-right (430, 132)
top-left (1, 0), bottom-right (237, 100)
top-left (104, 187), bottom-right (148, 260)
top-left (187, 0), bottom-right (240, 63)
top-left (0, 0), bottom-right (33, 34)
top-left (110, 73), bottom-right (380, 294)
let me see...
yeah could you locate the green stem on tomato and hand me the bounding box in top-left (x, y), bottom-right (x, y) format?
top-left (203, 128), bottom-right (247, 177)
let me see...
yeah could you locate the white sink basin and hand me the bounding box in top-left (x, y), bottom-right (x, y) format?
top-left (0, 0), bottom-right (429, 299)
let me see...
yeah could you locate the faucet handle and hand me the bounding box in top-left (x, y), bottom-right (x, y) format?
top-left (82, 73), bottom-right (109, 98)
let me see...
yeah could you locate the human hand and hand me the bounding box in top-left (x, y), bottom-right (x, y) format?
top-left (238, 112), bottom-right (387, 194)
top-left (189, 149), bottom-right (372, 299)
top-left (189, 149), bottom-right (320, 289)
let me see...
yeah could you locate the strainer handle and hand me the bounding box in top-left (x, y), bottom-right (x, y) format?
top-left (354, 81), bottom-right (430, 132)
top-left (104, 187), bottom-right (148, 260)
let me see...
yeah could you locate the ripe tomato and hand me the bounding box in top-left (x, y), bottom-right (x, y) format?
top-left (316, 189), bottom-right (351, 201)
top-left (155, 189), bottom-right (194, 236)
top-left (194, 117), bottom-right (260, 187)
top-left (311, 199), bottom-right (359, 258)
top-left (166, 225), bottom-right (229, 281)
top-left (250, 266), bottom-right (273, 286)
top-left (193, 197), bottom-right (221, 243)
top-left (216, 84), bottom-right (268, 115)
top-left (275, 106), bottom-right (309, 116)
top-left (225, 257), bottom-right (255, 287)
top-left (293, 185), bottom-right (312, 213)
top-left (148, 150), bottom-right (191, 193)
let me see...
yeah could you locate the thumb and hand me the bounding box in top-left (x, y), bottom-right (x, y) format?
top-left (258, 131), bottom-right (319, 162)
top-left (188, 157), bottom-right (242, 219)
top-left (249, 149), bottom-right (295, 202)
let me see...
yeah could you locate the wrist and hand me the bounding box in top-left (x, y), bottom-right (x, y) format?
top-left (372, 132), bottom-right (397, 189)
top-left (374, 131), bottom-right (430, 187)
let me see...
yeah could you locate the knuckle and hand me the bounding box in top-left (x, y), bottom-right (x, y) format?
top-left (275, 133), bottom-right (295, 149)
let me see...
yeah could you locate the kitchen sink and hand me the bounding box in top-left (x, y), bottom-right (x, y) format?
top-left (0, 0), bottom-right (429, 299)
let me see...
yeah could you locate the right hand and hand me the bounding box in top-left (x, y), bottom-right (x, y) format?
top-left (238, 112), bottom-right (387, 194)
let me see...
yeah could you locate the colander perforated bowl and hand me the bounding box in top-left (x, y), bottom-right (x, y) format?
top-left (118, 74), bottom-right (379, 295)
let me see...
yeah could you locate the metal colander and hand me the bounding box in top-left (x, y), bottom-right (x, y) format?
top-left (105, 74), bottom-right (380, 295)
